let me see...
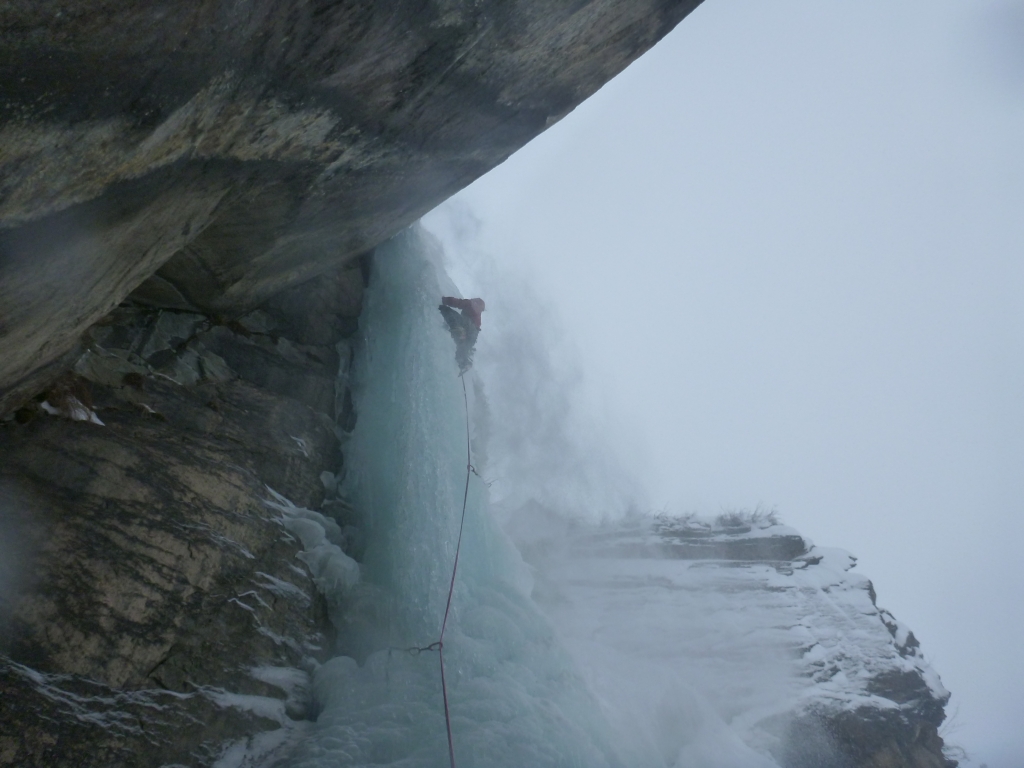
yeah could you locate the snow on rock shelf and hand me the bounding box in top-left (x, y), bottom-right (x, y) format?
top-left (510, 510), bottom-right (955, 768)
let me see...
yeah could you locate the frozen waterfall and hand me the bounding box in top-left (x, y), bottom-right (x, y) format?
top-left (261, 226), bottom-right (945, 768)
top-left (282, 228), bottom-right (623, 768)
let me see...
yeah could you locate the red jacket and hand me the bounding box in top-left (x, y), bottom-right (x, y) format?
top-left (441, 296), bottom-right (485, 330)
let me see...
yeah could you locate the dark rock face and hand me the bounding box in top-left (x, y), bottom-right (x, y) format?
top-left (782, 708), bottom-right (952, 768)
top-left (0, 264), bottom-right (363, 766)
top-left (0, 0), bottom-right (703, 415)
top-left (653, 515), bottom-right (809, 561)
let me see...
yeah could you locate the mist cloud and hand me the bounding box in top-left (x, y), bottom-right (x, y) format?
top-left (423, 202), bottom-right (644, 524)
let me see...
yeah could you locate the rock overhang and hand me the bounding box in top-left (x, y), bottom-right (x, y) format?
top-left (0, 0), bottom-right (705, 416)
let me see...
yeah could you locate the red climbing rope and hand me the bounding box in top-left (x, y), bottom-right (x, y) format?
top-left (392, 374), bottom-right (472, 768)
top-left (438, 373), bottom-right (473, 768)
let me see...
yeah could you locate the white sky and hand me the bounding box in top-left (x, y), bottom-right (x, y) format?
top-left (426, 1), bottom-right (1024, 765)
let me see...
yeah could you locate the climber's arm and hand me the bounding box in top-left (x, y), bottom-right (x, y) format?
top-left (441, 296), bottom-right (473, 311)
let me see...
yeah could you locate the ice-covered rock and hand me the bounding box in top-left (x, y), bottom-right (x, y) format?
top-left (511, 508), bottom-right (954, 768)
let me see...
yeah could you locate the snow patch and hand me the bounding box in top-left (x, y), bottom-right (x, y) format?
top-left (40, 397), bottom-right (104, 425)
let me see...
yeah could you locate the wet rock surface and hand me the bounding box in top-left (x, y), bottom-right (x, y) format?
top-left (0, 0), bottom-right (704, 415)
top-left (0, 265), bottom-right (362, 767)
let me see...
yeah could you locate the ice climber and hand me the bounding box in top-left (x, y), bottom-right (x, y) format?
top-left (438, 296), bottom-right (485, 372)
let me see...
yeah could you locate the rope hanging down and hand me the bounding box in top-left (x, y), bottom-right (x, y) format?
top-left (439, 373), bottom-right (473, 768)
top-left (388, 373), bottom-right (472, 768)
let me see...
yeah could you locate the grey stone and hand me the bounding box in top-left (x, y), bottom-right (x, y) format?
top-left (0, 268), bottom-right (360, 766)
top-left (0, 0), bottom-right (704, 416)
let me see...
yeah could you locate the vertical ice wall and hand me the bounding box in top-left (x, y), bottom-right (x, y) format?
top-left (283, 227), bottom-right (622, 768)
top-left (271, 223), bottom-right (951, 768)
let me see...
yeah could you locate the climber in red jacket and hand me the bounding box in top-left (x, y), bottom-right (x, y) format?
top-left (441, 297), bottom-right (485, 329)
top-left (438, 296), bottom-right (485, 372)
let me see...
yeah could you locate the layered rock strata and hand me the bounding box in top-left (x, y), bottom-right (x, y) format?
top-left (0, 263), bottom-right (364, 767)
